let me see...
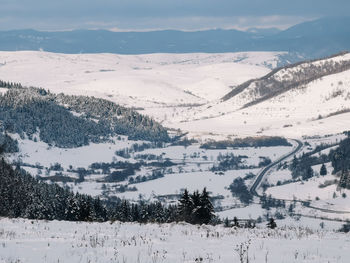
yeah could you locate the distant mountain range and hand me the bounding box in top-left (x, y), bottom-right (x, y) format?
top-left (0, 16), bottom-right (349, 59)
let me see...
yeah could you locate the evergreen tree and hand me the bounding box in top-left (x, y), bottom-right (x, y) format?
top-left (154, 202), bottom-right (165, 223)
top-left (291, 155), bottom-right (298, 170)
top-left (233, 216), bottom-right (239, 227)
top-left (267, 218), bottom-right (277, 229)
top-left (330, 137), bottom-right (350, 174)
top-left (197, 188), bottom-right (214, 224)
top-left (178, 189), bottom-right (193, 222)
top-left (118, 200), bottom-right (130, 222)
top-left (131, 203), bottom-right (140, 222)
top-left (229, 177), bottom-right (253, 204)
top-left (178, 188), bottom-right (215, 224)
top-left (224, 217), bottom-right (230, 227)
top-left (190, 190), bottom-right (202, 224)
top-left (338, 169), bottom-right (350, 189)
top-left (302, 166), bottom-right (314, 180)
top-left (320, 163), bottom-right (327, 176)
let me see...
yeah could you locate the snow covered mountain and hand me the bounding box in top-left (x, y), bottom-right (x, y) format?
top-left (0, 50), bottom-right (283, 105)
top-left (174, 52), bottom-right (350, 139)
top-left (0, 50), bottom-right (349, 139)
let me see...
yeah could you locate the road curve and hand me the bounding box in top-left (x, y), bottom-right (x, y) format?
top-left (250, 139), bottom-right (303, 197)
top-left (250, 139), bottom-right (350, 215)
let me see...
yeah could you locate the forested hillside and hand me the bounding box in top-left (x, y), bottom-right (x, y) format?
top-left (0, 133), bottom-right (18, 153)
top-left (330, 134), bottom-right (350, 189)
top-left (0, 82), bottom-right (169, 147)
top-left (222, 52), bottom-right (350, 106)
top-left (330, 135), bottom-right (350, 174)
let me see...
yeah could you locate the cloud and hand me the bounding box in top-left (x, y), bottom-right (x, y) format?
top-left (100, 16), bottom-right (312, 32)
top-left (0, 0), bottom-right (349, 30)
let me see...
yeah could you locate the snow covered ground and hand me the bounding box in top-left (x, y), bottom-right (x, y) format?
top-left (8, 131), bottom-right (350, 223)
top-left (9, 135), bottom-right (136, 169)
top-left (1, 51), bottom-right (349, 139)
top-left (7, 133), bottom-right (293, 210)
top-left (4, 117), bottom-right (349, 221)
top-left (0, 50), bottom-right (289, 140)
top-left (0, 51), bottom-right (279, 107)
top-left (2, 51), bottom-right (350, 250)
top-left (174, 64), bottom-right (350, 138)
top-left (0, 217), bottom-right (349, 263)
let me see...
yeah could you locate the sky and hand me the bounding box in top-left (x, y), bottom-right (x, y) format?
top-left (1, 0), bottom-right (349, 31)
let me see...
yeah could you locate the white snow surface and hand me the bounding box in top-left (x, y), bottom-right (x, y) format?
top-left (0, 51), bottom-right (278, 106)
top-left (175, 67), bottom-right (350, 139)
top-left (1, 218), bottom-right (349, 263)
top-left (0, 50), bottom-right (290, 139)
top-left (1, 51), bottom-right (349, 139)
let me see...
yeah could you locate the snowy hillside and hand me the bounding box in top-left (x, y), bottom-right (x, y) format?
top-left (0, 51), bottom-right (287, 139)
top-left (175, 52), bottom-right (350, 139)
top-left (1, 51), bottom-right (350, 139)
top-left (0, 51), bottom-right (281, 107)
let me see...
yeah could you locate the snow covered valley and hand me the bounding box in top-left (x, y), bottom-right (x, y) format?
top-left (1, 51), bottom-right (350, 262)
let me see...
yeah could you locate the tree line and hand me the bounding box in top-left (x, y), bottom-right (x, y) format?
top-left (330, 134), bottom-right (350, 189)
top-left (201, 136), bottom-right (291, 149)
top-left (0, 155), bottom-right (214, 224)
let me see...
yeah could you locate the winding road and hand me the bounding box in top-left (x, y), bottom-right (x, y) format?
top-left (249, 139), bottom-right (350, 216)
top-left (250, 139), bottom-right (303, 197)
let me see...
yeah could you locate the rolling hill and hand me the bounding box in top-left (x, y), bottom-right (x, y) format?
top-left (0, 84), bottom-right (170, 146)
top-left (0, 50), bottom-right (283, 130)
top-left (0, 50), bottom-right (349, 139)
top-left (174, 52), bottom-right (350, 138)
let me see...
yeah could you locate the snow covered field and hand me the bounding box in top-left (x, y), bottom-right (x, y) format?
top-left (1, 218), bottom-right (349, 263)
top-left (7, 133), bottom-right (293, 209)
top-left (8, 131), bottom-right (350, 223)
top-left (10, 136), bottom-right (135, 169)
top-left (5, 119), bottom-right (349, 221)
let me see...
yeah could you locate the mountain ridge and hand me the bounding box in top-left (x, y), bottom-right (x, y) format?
top-left (170, 51), bottom-right (350, 138)
top-left (0, 16), bottom-right (349, 59)
top-left (221, 51), bottom-right (350, 104)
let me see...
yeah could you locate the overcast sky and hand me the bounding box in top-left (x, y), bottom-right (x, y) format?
top-left (1, 0), bottom-right (349, 31)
